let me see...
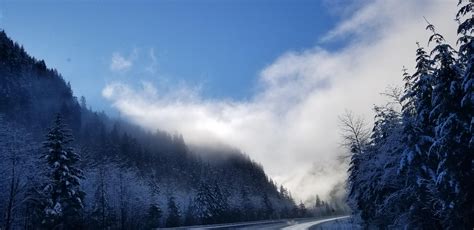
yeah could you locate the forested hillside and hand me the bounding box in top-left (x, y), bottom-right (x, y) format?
top-left (342, 1), bottom-right (473, 229)
top-left (0, 30), bottom-right (309, 229)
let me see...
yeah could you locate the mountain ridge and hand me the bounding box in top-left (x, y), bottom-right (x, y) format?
top-left (0, 30), bottom-right (307, 229)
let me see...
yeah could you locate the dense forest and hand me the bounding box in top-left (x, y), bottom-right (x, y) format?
top-left (0, 27), bottom-right (346, 228)
top-left (342, 1), bottom-right (473, 229)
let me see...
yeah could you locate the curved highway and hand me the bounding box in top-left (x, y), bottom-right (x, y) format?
top-left (182, 216), bottom-right (351, 229)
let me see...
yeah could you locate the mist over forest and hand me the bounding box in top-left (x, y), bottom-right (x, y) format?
top-left (0, 31), bottom-right (347, 229)
top-left (0, 0), bottom-right (472, 229)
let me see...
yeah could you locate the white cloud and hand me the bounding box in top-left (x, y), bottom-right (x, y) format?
top-left (145, 48), bottom-right (158, 74)
top-left (109, 49), bottom-right (137, 73)
top-left (102, 0), bottom-right (458, 201)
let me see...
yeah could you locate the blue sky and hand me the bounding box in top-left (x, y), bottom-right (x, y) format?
top-left (2, 0), bottom-right (456, 200)
top-left (0, 0), bottom-right (340, 111)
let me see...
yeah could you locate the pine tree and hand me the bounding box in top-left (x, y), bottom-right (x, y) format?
top-left (117, 170), bottom-right (130, 229)
top-left (313, 195), bottom-right (323, 217)
top-left (239, 187), bottom-right (255, 221)
top-left (426, 21), bottom-right (467, 228)
top-left (165, 196), bottom-right (181, 227)
top-left (79, 96), bottom-right (87, 109)
top-left (40, 114), bottom-right (85, 229)
top-left (448, 1), bottom-right (474, 227)
top-left (297, 201), bottom-right (307, 218)
top-left (399, 45), bottom-right (440, 228)
top-left (315, 195), bottom-right (322, 207)
top-left (184, 198), bottom-right (196, 226)
top-left (368, 105), bottom-right (404, 227)
top-left (211, 181), bottom-right (229, 222)
top-left (341, 1), bottom-right (473, 227)
top-left (145, 204), bottom-right (162, 229)
top-left (90, 164), bottom-right (113, 229)
top-left (261, 193), bottom-right (274, 219)
top-left (401, 45), bottom-right (435, 161)
top-left (145, 175), bottom-right (162, 228)
top-left (349, 104), bottom-right (404, 227)
top-left (195, 181), bottom-right (213, 224)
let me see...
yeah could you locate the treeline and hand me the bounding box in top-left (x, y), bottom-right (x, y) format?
top-left (0, 30), bottom-right (306, 229)
top-left (306, 194), bottom-right (350, 218)
top-left (342, 1), bottom-right (472, 229)
top-left (1, 114), bottom-right (304, 229)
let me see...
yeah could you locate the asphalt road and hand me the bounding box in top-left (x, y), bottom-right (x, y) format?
top-left (183, 216), bottom-right (350, 230)
top-left (281, 216), bottom-right (350, 230)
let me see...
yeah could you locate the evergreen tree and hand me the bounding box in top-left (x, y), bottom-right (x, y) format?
top-left (40, 115), bottom-right (85, 229)
top-left (339, 1), bottom-right (473, 228)
top-left (400, 44), bottom-right (435, 163)
top-left (261, 193), bottom-right (274, 219)
top-left (297, 201), bottom-right (307, 218)
top-left (427, 22), bottom-right (467, 228)
top-left (347, 104), bottom-right (404, 227)
top-left (184, 198), bottom-right (196, 226)
top-left (145, 176), bottom-right (162, 228)
top-left (195, 181), bottom-right (213, 224)
top-left (117, 170), bottom-right (129, 229)
top-left (0, 29), bottom-right (300, 229)
top-left (90, 164), bottom-right (113, 229)
top-left (367, 105), bottom-right (405, 227)
top-left (211, 182), bottom-right (229, 222)
top-left (239, 187), bottom-right (255, 221)
top-left (315, 195), bottom-right (322, 208)
top-left (145, 204), bottom-right (162, 229)
top-left (447, 1), bottom-right (474, 227)
top-left (192, 179), bottom-right (229, 224)
top-left (399, 45), bottom-right (440, 228)
top-left (165, 196), bottom-right (180, 227)
top-left (194, 180), bottom-right (232, 224)
top-left (455, 0), bottom-right (474, 227)
top-left (79, 96), bottom-right (87, 109)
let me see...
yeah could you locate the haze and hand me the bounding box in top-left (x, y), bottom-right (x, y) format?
top-left (0, 0), bottom-right (458, 201)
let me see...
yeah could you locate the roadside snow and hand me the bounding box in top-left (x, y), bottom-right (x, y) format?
top-left (282, 216), bottom-right (351, 230)
top-left (310, 217), bottom-right (360, 230)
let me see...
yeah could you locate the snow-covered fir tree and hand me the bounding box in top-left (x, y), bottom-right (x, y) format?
top-left (195, 181), bottom-right (213, 224)
top-left (344, 1), bottom-right (473, 228)
top-left (238, 187), bottom-right (255, 221)
top-left (454, 0), bottom-right (474, 227)
top-left (90, 163), bottom-right (113, 229)
top-left (400, 45), bottom-right (434, 164)
top-left (0, 28), bottom-right (305, 228)
top-left (40, 114), bottom-right (85, 229)
top-left (399, 45), bottom-right (441, 228)
top-left (165, 196), bottom-right (181, 227)
top-left (184, 198), bottom-right (196, 226)
top-left (261, 193), bottom-right (274, 219)
top-left (145, 203), bottom-right (162, 228)
top-left (211, 181), bottom-right (229, 222)
top-left (426, 20), bottom-right (467, 228)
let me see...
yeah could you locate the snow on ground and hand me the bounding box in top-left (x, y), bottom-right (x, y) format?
top-left (281, 216), bottom-right (351, 230)
top-left (309, 216), bottom-right (360, 230)
top-left (179, 216), bottom-right (355, 229)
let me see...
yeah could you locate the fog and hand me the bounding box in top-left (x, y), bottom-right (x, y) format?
top-left (103, 0), bottom-right (457, 201)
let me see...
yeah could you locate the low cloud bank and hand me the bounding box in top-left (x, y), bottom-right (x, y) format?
top-left (103, 0), bottom-right (457, 201)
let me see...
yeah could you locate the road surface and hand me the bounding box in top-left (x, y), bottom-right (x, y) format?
top-left (281, 216), bottom-right (350, 230)
top-left (182, 216), bottom-right (350, 229)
